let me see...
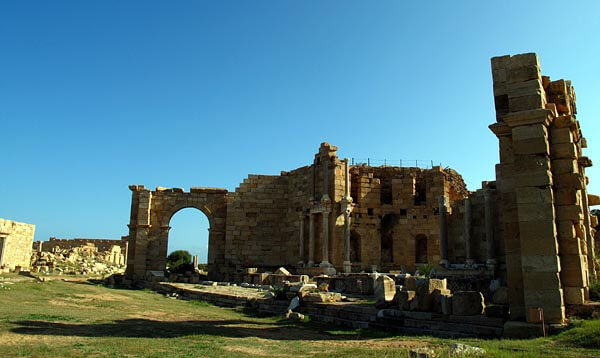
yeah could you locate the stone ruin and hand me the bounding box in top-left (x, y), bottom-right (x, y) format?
top-left (30, 237), bottom-right (127, 276)
top-left (125, 53), bottom-right (599, 329)
top-left (0, 218), bottom-right (35, 272)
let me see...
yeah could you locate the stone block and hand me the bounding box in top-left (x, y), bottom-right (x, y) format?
top-left (588, 194), bottom-right (600, 206)
top-left (564, 287), bottom-right (585, 305)
top-left (394, 290), bottom-right (416, 310)
top-left (517, 203), bottom-right (554, 222)
top-left (507, 65), bottom-right (541, 84)
top-left (515, 187), bottom-right (553, 204)
top-left (514, 170), bottom-right (552, 188)
top-left (374, 275), bottom-right (396, 303)
top-left (405, 276), bottom-right (417, 291)
top-left (551, 159), bottom-right (579, 174)
top-left (554, 173), bottom-right (584, 189)
top-left (550, 127), bottom-right (573, 144)
top-left (441, 294), bottom-right (453, 315)
top-left (508, 79), bottom-right (544, 99)
top-left (509, 53), bottom-right (540, 69)
top-left (519, 221), bottom-right (558, 256)
top-left (560, 254), bottom-right (587, 287)
top-left (522, 272), bottom-right (561, 291)
top-left (555, 205), bottom-right (583, 221)
top-left (551, 143), bottom-right (577, 159)
top-left (512, 137), bottom-right (549, 155)
top-left (521, 255), bottom-right (561, 273)
top-left (452, 291), bottom-right (485, 316)
top-left (554, 189), bottom-right (581, 206)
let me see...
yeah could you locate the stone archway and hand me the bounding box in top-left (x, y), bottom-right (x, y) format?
top-left (125, 186), bottom-right (228, 281)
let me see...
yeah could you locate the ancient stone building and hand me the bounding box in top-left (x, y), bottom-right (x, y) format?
top-left (125, 53), bottom-right (598, 325)
top-left (0, 218), bottom-right (35, 271)
top-left (125, 147), bottom-right (469, 282)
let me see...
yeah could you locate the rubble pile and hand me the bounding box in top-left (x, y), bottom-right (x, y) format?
top-left (30, 243), bottom-right (126, 276)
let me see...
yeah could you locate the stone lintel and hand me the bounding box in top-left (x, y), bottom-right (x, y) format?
top-left (589, 194), bottom-right (600, 206)
top-left (503, 109), bottom-right (553, 127)
top-left (128, 184), bottom-right (146, 191)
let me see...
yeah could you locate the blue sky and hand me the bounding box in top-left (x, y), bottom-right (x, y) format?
top-left (1, 1), bottom-right (599, 263)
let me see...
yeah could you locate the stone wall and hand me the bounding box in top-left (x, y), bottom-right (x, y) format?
top-left (39, 237), bottom-right (128, 253)
top-left (0, 218), bottom-right (35, 270)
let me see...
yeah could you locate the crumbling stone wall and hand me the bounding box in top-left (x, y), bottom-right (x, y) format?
top-left (39, 237), bottom-right (128, 253)
top-left (0, 218), bottom-right (35, 270)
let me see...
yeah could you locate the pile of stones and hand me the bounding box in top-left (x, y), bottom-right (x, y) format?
top-left (30, 244), bottom-right (126, 276)
top-left (375, 274), bottom-right (504, 317)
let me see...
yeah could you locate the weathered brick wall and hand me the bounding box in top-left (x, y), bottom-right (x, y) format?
top-left (225, 175), bottom-right (293, 268)
top-left (0, 218), bottom-right (35, 270)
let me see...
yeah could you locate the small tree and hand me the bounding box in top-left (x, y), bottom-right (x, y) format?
top-left (166, 250), bottom-right (192, 271)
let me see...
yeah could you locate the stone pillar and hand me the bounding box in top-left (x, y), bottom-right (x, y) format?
top-left (308, 214), bottom-right (315, 266)
top-left (343, 158), bottom-right (352, 273)
top-left (193, 255), bottom-right (198, 270)
top-left (298, 216), bottom-right (305, 265)
top-left (438, 195), bottom-right (449, 267)
top-left (484, 190), bottom-right (496, 269)
top-left (490, 53), bottom-right (565, 323)
top-left (320, 211), bottom-right (332, 267)
top-left (343, 212), bottom-right (351, 273)
top-left (464, 198), bottom-right (474, 265)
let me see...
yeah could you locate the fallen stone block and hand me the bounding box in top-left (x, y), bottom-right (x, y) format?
top-left (452, 291), bottom-right (485, 316)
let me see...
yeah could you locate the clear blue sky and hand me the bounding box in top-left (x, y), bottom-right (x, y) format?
top-left (1, 1), bottom-right (599, 263)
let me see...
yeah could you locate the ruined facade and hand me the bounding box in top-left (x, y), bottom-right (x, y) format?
top-left (126, 53), bottom-right (598, 325)
top-left (0, 218), bottom-right (35, 271)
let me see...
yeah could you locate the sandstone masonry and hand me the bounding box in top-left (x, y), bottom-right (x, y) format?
top-left (0, 218), bottom-right (35, 271)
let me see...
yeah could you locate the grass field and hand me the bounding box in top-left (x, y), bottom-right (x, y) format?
top-left (0, 274), bottom-right (599, 357)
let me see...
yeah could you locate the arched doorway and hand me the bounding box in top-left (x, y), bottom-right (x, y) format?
top-left (167, 208), bottom-right (210, 270)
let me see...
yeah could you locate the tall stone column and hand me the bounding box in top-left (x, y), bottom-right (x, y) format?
top-left (342, 158), bottom-right (353, 273)
top-left (438, 195), bottom-right (449, 267)
top-left (308, 214), bottom-right (315, 266)
top-left (464, 198), bottom-right (474, 265)
top-left (320, 211), bottom-right (332, 267)
top-left (298, 216), bottom-right (305, 265)
top-left (484, 190), bottom-right (496, 269)
top-left (343, 212), bottom-right (351, 273)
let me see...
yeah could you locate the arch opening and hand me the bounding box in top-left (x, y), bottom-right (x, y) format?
top-left (167, 208), bottom-right (210, 269)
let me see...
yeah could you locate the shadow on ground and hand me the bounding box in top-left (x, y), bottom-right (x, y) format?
top-left (10, 318), bottom-right (363, 341)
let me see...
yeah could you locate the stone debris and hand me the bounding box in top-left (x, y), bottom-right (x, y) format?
top-left (452, 291), bottom-right (485, 316)
top-left (29, 243), bottom-right (125, 276)
top-left (409, 347), bottom-right (436, 358)
top-left (449, 343), bottom-right (485, 356)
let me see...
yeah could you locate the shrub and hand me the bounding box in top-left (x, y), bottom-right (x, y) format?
top-left (166, 250), bottom-right (192, 271)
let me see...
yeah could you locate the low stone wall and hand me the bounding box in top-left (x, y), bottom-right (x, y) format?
top-left (137, 281), bottom-right (507, 337)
